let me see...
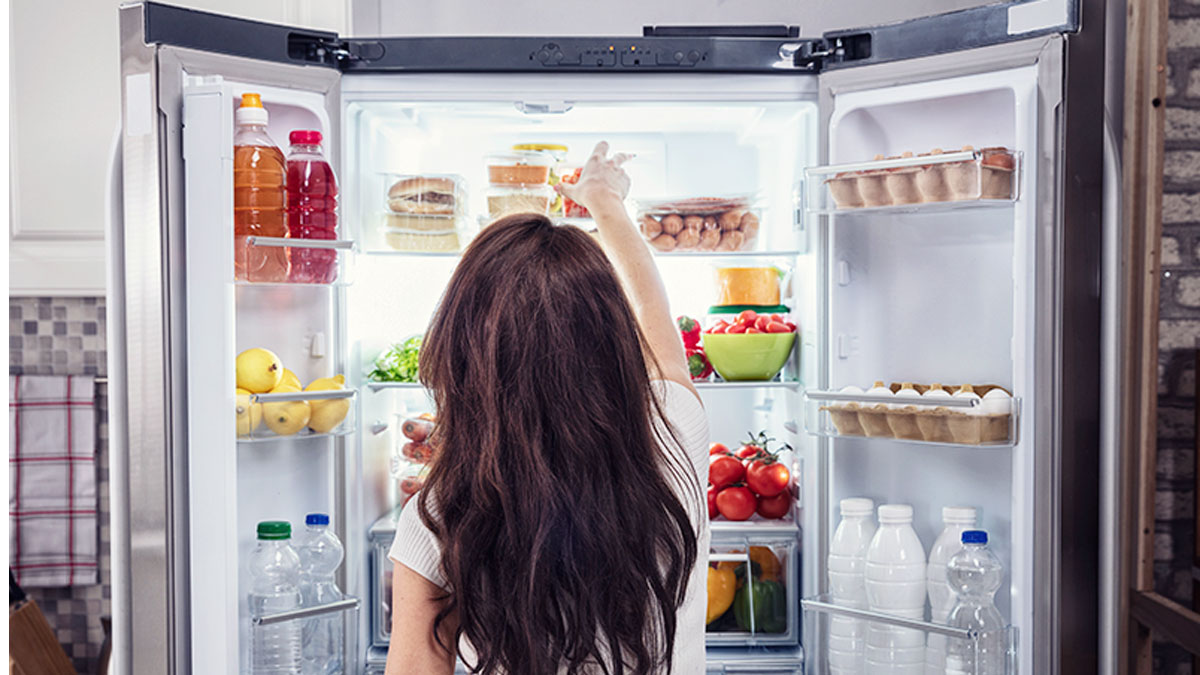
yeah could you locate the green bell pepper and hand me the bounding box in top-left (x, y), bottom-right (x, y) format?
top-left (732, 577), bottom-right (787, 634)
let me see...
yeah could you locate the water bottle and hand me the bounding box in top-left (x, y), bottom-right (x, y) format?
top-left (925, 507), bottom-right (977, 674)
top-left (864, 504), bottom-right (926, 675)
top-left (827, 498), bottom-right (876, 675)
top-left (945, 530), bottom-right (1006, 675)
top-left (298, 514), bottom-right (345, 675)
top-left (249, 521), bottom-right (302, 674)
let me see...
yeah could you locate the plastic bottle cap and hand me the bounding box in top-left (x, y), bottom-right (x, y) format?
top-left (257, 520), bottom-right (291, 540)
top-left (290, 129), bottom-right (323, 145)
top-left (942, 506), bottom-right (978, 524)
top-left (840, 497), bottom-right (874, 517)
top-left (236, 92), bottom-right (268, 126)
top-left (306, 513), bottom-right (330, 526)
top-left (961, 529), bottom-right (988, 544)
top-left (877, 504), bottom-right (913, 523)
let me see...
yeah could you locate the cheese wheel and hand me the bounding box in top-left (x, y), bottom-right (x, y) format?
top-left (714, 267), bottom-right (780, 306)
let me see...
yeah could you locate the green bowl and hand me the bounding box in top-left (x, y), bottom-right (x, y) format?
top-left (702, 332), bottom-right (797, 381)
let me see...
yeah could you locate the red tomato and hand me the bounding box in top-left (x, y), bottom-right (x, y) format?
top-left (785, 322), bottom-right (797, 331)
top-left (708, 485), bottom-right (719, 519)
top-left (736, 444), bottom-right (764, 461)
top-left (709, 325), bottom-right (726, 334)
top-left (746, 328), bottom-right (763, 334)
top-left (709, 442), bottom-right (730, 456)
top-left (765, 321), bottom-right (791, 334)
top-left (709, 454), bottom-right (746, 489)
top-left (736, 310), bottom-right (758, 325)
top-left (756, 492), bottom-right (791, 519)
top-left (726, 323), bottom-right (748, 334)
top-left (716, 486), bottom-right (757, 521)
top-left (770, 314), bottom-right (783, 323)
top-left (754, 316), bottom-right (770, 332)
top-left (746, 457), bottom-right (791, 498)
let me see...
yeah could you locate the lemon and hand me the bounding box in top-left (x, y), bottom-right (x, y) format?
top-left (305, 374), bottom-right (350, 434)
top-left (262, 380), bottom-right (310, 436)
top-left (236, 348), bottom-right (283, 393)
top-left (279, 368), bottom-right (302, 390)
top-left (235, 387), bottom-right (262, 437)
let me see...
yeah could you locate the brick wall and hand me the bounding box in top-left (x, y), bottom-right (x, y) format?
top-left (1159, 1), bottom-right (1200, 672)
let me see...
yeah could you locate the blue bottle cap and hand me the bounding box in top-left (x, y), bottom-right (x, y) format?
top-left (961, 529), bottom-right (987, 544)
top-left (306, 513), bottom-right (329, 526)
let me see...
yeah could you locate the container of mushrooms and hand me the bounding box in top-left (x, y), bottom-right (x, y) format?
top-left (634, 195), bottom-right (761, 253)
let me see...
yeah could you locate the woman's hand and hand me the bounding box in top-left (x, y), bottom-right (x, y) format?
top-left (555, 141), bottom-right (633, 215)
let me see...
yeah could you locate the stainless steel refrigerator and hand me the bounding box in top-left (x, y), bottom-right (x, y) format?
top-left (110, 1), bottom-right (1113, 672)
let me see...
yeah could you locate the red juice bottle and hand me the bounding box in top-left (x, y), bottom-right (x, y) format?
top-left (286, 130), bottom-right (338, 284)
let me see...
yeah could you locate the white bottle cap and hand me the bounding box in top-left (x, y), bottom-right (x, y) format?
top-left (235, 92), bottom-right (269, 126)
top-left (877, 504), bottom-right (913, 523)
top-left (840, 497), bottom-right (875, 517)
top-left (942, 506), bottom-right (977, 524)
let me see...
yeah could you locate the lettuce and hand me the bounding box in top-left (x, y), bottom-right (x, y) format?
top-left (369, 335), bottom-right (423, 383)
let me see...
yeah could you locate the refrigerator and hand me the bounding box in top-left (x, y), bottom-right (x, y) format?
top-left (109, 0), bottom-right (1113, 673)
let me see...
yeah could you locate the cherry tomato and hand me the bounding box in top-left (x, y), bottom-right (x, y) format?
top-left (765, 321), bottom-right (791, 334)
top-left (726, 323), bottom-right (748, 334)
top-left (709, 442), bottom-right (730, 456)
top-left (709, 454), bottom-right (746, 489)
top-left (736, 310), bottom-right (758, 325)
top-left (745, 328), bottom-right (763, 334)
top-left (708, 484), bottom-right (719, 519)
top-left (754, 315), bottom-right (770, 332)
top-left (756, 492), bottom-right (791, 519)
top-left (745, 457), bottom-right (791, 498)
top-left (716, 486), bottom-right (757, 521)
top-left (784, 322), bottom-right (797, 331)
top-left (770, 314), bottom-right (783, 323)
top-left (736, 443), bottom-right (764, 461)
top-left (709, 325), bottom-right (726, 334)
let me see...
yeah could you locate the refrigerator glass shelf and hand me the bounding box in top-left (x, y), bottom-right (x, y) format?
top-left (803, 148), bottom-right (1021, 216)
top-left (696, 380), bottom-right (802, 390)
top-left (803, 389), bottom-right (1018, 447)
top-left (802, 594), bottom-right (1017, 674)
top-left (238, 387), bottom-right (358, 442)
top-left (654, 249), bottom-right (803, 259)
top-left (706, 537), bottom-right (800, 648)
top-left (366, 381), bottom-right (424, 391)
top-left (237, 235), bottom-right (357, 286)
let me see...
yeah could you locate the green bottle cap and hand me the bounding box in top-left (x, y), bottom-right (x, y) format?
top-left (256, 521), bottom-right (291, 540)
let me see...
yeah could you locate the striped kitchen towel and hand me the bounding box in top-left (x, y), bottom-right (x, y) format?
top-left (9, 375), bottom-right (98, 587)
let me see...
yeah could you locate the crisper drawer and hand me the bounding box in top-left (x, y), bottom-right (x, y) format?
top-left (707, 536), bottom-right (800, 648)
top-left (707, 659), bottom-right (803, 674)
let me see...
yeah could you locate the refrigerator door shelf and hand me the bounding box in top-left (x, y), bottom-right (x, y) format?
top-left (803, 389), bottom-right (1019, 448)
top-left (706, 538), bottom-right (800, 648)
top-left (236, 236), bottom-right (357, 287)
top-left (803, 149), bottom-right (1021, 216)
top-left (238, 388), bottom-right (359, 442)
top-left (802, 594), bottom-right (1017, 675)
top-left (251, 596), bottom-right (360, 626)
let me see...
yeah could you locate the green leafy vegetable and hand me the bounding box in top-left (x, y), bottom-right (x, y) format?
top-left (369, 335), bottom-right (423, 383)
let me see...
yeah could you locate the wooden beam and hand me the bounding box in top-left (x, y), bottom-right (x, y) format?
top-left (1119, 0), bottom-right (1170, 672)
top-left (1130, 591), bottom-right (1200, 658)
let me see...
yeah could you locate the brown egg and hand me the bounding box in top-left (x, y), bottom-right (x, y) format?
top-left (683, 215), bottom-right (704, 232)
top-left (641, 214), bottom-right (662, 239)
top-left (650, 233), bottom-right (678, 251)
top-left (719, 209), bottom-right (745, 231)
top-left (703, 216), bottom-right (719, 231)
top-left (661, 214), bottom-right (684, 235)
top-left (716, 230), bottom-right (745, 251)
top-left (675, 228), bottom-right (701, 250)
top-left (698, 228), bottom-right (721, 251)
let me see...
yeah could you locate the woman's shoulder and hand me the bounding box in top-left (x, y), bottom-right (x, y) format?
top-left (651, 379), bottom-right (709, 469)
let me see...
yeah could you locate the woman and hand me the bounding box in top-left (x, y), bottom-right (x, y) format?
top-left (386, 142), bottom-right (709, 674)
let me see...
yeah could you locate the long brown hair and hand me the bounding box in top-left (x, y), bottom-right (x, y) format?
top-left (417, 214), bottom-right (700, 674)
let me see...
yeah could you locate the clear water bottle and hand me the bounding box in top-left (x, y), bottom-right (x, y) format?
top-left (249, 521), bottom-right (302, 674)
top-left (925, 506), bottom-right (977, 675)
top-left (298, 514), bottom-right (345, 675)
top-left (945, 530), bottom-right (1006, 675)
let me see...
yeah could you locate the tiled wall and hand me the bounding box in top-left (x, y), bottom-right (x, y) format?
top-left (1159, 1), bottom-right (1200, 672)
top-left (9, 296), bottom-right (109, 674)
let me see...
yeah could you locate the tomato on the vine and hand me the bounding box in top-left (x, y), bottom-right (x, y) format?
top-left (709, 442), bottom-right (730, 456)
top-left (745, 456), bottom-right (791, 498)
top-left (756, 492), bottom-right (791, 519)
top-left (709, 454), bottom-right (746, 489)
top-left (716, 485), bottom-right (757, 521)
top-left (736, 443), bottom-right (764, 462)
top-left (707, 484), bottom-right (719, 519)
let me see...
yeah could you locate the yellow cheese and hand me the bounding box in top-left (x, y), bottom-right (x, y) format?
top-left (715, 267), bottom-right (780, 306)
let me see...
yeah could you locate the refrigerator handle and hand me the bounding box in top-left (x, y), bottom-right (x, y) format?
top-left (1097, 105), bottom-right (1122, 675)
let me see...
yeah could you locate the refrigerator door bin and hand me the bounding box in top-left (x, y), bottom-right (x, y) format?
top-left (237, 236), bottom-right (356, 286)
top-left (368, 509), bottom-right (401, 649)
top-left (705, 652), bottom-right (804, 674)
top-left (802, 595), bottom-right (1017, 675)
top-left (803, 389), bottom-right (1018, 447)
top-left (239, 388), bottom-right (358, 442)
top-left (251, 596), bottom-right (360, 626)
top-left (706, 538), bottom-right (799, 647)
top-left (803, 149), bottom-right (1020, 215)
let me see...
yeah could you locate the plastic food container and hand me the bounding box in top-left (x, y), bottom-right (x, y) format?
top-left (379, 212), bottom-right (465, 253)
top-left (486, 184), bottom-right (554, 219)
top-left (485, 151), bottom-right (554, 186)
top-left (714, 266), bottom-right (782, 306)
top-left (512, 143), bottom-right (568, 213)
top-left (384, 174), bottom-right (467, 217)
top-left (635, 195), bottom-right (761, 253)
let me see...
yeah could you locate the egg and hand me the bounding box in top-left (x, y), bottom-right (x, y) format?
top-left (922, 383), bottom-right (952, 400)
top-left (980, 388), bottom-right (1013, 415)
top-left (952, 384), bottom-right (982, 415)
top-left (866, 380), bottom-right (895, 408)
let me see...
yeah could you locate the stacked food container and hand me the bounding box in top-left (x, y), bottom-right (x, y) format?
top-left (380, 174), bottom-right (470, 252)
top-left (483, 149), bottom-right (556, 222)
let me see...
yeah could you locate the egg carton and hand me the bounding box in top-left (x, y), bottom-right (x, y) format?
top-left (813, 383), bottom-right (1015, 446)
top-left (815, 147), bottom-right (1018, 211)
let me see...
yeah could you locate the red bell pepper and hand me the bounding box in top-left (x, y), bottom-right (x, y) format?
top-left (686, 346), bottom-right (713, 380)
top-left (677, 315), bottom-right (702, 349)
